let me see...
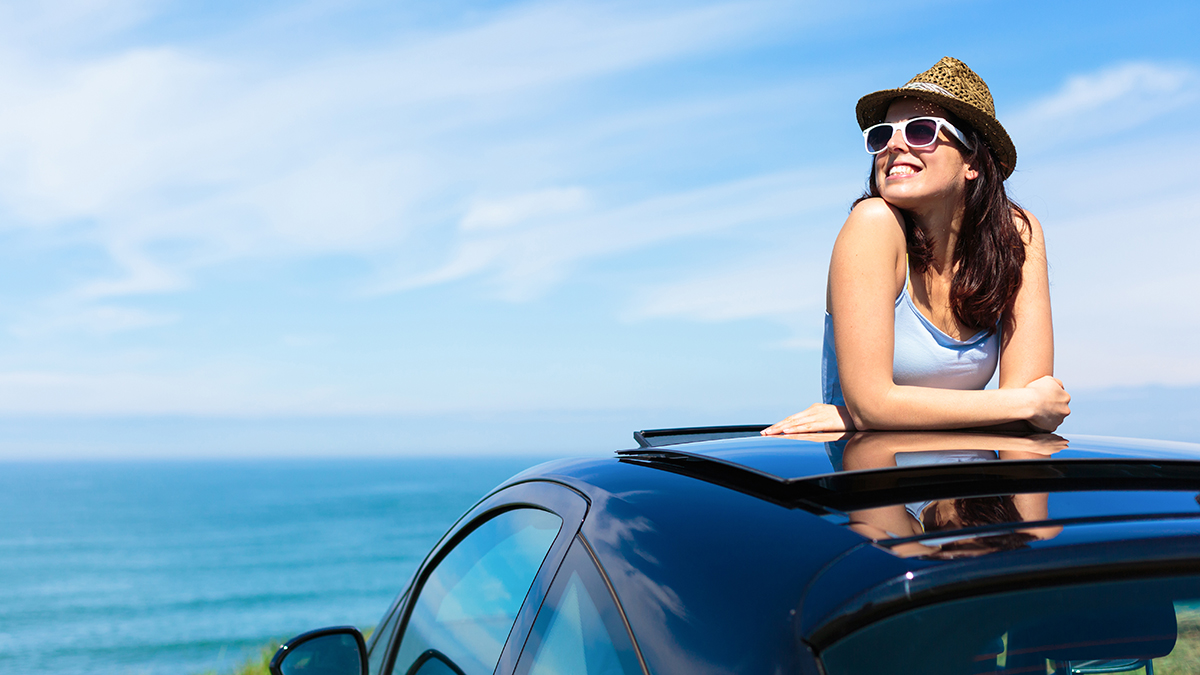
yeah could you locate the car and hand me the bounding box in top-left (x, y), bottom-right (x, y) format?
top-left (267, 425), bottom-right (1200, 675)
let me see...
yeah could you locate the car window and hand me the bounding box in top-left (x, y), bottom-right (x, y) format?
top-left (820, 574), bottom-right (1200, 674)
top-left (388, 508), bottom-right (562, 675)
top-left (515, 539), bottom-right (642, 675)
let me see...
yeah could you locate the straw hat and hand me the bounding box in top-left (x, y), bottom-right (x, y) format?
top-left (856, 57), bottom-right (1016, 179)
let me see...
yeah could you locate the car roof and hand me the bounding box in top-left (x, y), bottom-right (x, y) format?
top-left (499, 428), bottom-right (1200, 674)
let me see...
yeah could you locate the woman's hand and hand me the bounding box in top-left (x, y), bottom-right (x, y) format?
top-left (1024, 376), bottom-right (1071, 432)
top-left (762, 404), bottom-right (856, 435)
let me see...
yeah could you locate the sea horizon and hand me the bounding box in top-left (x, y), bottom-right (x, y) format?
top-left (0, 455), bottom-right (549, 675)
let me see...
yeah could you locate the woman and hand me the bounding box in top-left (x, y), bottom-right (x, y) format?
top-left (764, 57), bottom-right (1070, 434)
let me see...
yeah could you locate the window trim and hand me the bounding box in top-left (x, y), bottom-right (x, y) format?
top-left (377, 480), bottom-right (589, 675)
top-left (366, 589), bottom-right (407, 675)
top-left (576, 535), bottom-right (649, 675)
top-left (513, 534), bottom-right (650, 675)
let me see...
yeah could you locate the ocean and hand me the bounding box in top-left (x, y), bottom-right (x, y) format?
top-left (0, 456), bottom-right (547, 675)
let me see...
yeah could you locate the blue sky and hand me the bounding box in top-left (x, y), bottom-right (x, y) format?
top-left (0, 0), bottom-right (1197, 458)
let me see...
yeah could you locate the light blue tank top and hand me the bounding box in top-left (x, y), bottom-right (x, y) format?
top-left (822, 269), bottom-right (999, 406)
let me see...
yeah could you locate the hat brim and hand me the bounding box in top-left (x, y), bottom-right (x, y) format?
top-left (856, 87), bottom-right (1016, 179)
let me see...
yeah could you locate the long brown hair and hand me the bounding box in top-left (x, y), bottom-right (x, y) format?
top-left (856, 122), bottom-right (1029, 333)
top-left (925, 495), bottom-right (1037, 556)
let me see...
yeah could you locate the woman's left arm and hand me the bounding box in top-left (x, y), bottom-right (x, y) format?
top-left (998, 210), bottom-right (1056, 389)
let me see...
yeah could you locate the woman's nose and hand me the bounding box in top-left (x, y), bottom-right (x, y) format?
top-left (885, 127), bottom-right (908, 152)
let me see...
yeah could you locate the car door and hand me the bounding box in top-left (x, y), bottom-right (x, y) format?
top-left (371, 481), bottom-right (588, 675)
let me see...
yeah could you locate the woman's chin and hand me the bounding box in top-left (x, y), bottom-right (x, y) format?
top-left (880, 180), bottom-right (951, 210)
top-left (879, 190), bottom-right (924, 209)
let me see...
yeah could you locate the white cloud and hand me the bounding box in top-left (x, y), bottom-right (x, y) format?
top-left (1007, 62), bottom-right (1200, 155)
top-left (11, 305), bottom-right (177, 338)
top-left (0, 0), bottom-right (806, 339)
top-left (1019, 62), bottom-right (1192, 119)
top-left (377, 168), bottom-right (854, 300)
top-left (72, 240), bottom-right (188, 299)
top-left (622, 171), bottom-right (855, 329)
top-left (0, 3), bottom-right (798, 258)
top-left (461, 187), bottom-right (590, 232)
top-left (0, 0), bottom-right (159, 53)
top-left (628, 254), bottom-right (828, 324)
top-left (350, 0), bottom-right (789, 103)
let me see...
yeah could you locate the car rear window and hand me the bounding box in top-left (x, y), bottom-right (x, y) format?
top-left (820, 575), bottom-right (1200, 674)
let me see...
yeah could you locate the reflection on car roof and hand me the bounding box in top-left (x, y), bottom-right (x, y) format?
top-left (617, 428), bottom-right (1200, 562)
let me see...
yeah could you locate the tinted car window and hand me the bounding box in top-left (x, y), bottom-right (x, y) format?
top-left (389, 508), bottom-right (562, 675)
top-left (515, 539), bottom-right (642, 675)
top-left (820, 575), bottom-right (1200, 674)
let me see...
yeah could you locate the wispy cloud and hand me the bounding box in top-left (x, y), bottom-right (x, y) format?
top-left (377, 169), bottom-right (852, 300)
top-left (461, 188), bottom-right (591, 233)
top-left (622, 172), bottom-right (857, 332)
top-left (1007, 62), bottom-right (1200, 155)
top-left (11, 304), bottom-right (177, 338)
top-left (0, 1), bottom-right (801, 310)
top-left (0, 0), bottom-right (158, 53)
top-left (72, 240), bottom-right (188, 299)
top-left (627, 254), bottom-right (828, 324)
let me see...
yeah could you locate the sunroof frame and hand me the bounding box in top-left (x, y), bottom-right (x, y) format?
top-left (619, 445), bottom-right (1200, 513)
top-left (632, 425), bottom-right (769, 448)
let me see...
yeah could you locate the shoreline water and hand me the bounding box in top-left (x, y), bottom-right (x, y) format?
top-left (0, 456), bottom-right (545, 675)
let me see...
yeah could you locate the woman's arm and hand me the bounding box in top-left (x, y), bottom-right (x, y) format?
top-left (998, 211), bottom-right (1054, 387)
top-left (764, 199), bottom-right (906, 435)
top-left (992, 211), bottom-right (1072, 431)
top-left (768, 201), bottom-right (1069, 433)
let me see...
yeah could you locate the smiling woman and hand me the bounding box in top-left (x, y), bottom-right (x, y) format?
top-left (764, 57), bottom-right (1071, 435)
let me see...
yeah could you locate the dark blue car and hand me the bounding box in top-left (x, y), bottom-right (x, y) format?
top-left (269, 426), bottom-right (1200, 675)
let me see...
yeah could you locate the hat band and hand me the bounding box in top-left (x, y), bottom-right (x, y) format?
top-left (901, 82), bottom-right (956, 98)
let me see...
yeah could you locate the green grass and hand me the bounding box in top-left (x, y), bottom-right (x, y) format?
top-left (195, 627), bottom-right (372, 675)
top-left (193, 641), bottom-right (280, 675)
top-left (1153, 608), bottom-right (1200, 675)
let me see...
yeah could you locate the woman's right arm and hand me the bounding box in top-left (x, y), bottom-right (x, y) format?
top-left (763, 199), bottom-right (905, 435)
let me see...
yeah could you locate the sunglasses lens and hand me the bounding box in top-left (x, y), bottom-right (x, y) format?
top-left (905, 119), bottom-right (939, 147)
top-left (865, 125), bottom-right (893, 153)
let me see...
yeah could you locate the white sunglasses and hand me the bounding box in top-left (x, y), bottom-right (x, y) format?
top-left (863, 116), bottom-right (973, 155)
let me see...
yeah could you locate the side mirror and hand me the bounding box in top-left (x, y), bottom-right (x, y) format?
top-left (269, 626), bottom-right (367, 675)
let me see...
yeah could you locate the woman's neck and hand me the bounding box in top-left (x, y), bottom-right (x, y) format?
top-left (908, 200), bottom-right (965, 272)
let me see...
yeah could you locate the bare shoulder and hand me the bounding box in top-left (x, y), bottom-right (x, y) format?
top-left (830, 198), bottom-right (907, 294)
top-left (1014, 207), bottom-right (1047, 256)
top-left (848, 197), bottom-right (906, 228)
top-left (839, 197), bottom-right (907, 247)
